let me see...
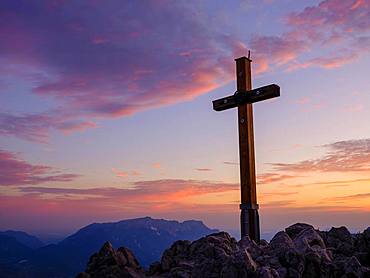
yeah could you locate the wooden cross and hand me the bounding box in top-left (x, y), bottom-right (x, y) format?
top-left (212, 54), bottom-right (280, 241)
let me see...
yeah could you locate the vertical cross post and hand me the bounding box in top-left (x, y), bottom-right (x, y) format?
top-left (235, 57), bottom-right (260, 242)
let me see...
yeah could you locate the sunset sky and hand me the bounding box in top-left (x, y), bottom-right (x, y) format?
top-left (0, 0), bottom-right (369, 239)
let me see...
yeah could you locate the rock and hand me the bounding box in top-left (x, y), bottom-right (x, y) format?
top-left (293, 227), bottom-right (326, 253)
top-left (239, 235), bottom-right (263, 259)
top-left (326, 226), bottom-right (355, 257)
top-left (270, 231), bottom-right (294, 256)
top-left (282, 248), bottom-right (305, 275)
top-left (276, 266), bottom-right (288, 277)
top-left (76, 273), bottom-right (90, 278)
top-left (77, 241), bottom-right (145, 278)
top-left (364, 227), bottom-right (370, 240)
top-left (286, 223), bottom-right (314, 239)
top-left (236, 248), bottom-right (257, 272)
top-left (78, 224), bottom-right (370, 278)
top-left (353, 227), bottom-right (370, 267)
top-left (159, 240), bottom-right (191, 271)
top-left (258, 266), bottom-right (280, 278)
top-left (342, 256), bottom-right (364, 277)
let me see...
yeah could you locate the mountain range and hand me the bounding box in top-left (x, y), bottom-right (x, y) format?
top-left (0, 217), bottom-right (217, 278)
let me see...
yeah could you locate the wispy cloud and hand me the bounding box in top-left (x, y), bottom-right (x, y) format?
top-left (0, 149), bottom-right (80, 186)
top-left (0, 112), bottom-right (96, 143)
top-left (271, 139), bottom-right (370, 173)
top-left (111, 168), bottom-right (141, 178)
top-left (311, 178), bottom-right (370, 188)
top-left (223, 161), bottom-right (239, 166)
top-left (195, 168), bottom-right (212, 172)
top-left (326, 192), bottom-right (370, 202)
top-left (16, 179), bottom-right (238, 200)
top-left (257, 173), bottom-right (296, 184)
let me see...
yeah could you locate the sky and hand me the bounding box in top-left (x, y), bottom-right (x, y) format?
top-left (0, 0), bottom-right (369, 239)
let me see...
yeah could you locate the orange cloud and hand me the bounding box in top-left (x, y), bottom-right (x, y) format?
top-left (152, 163), bottom-right (161, 169)
top-left (257, 173), bottom-right (296, 184)
top-left (326, 192), bottom-right (370, 201)
top-left (111, 168), bottom-right (142, 178)
top-left (195, 168), bottom-right (212, 172)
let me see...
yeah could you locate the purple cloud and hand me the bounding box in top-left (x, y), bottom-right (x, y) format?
top-left (0, 0), bottom-right (241, 141)
top-left (0, 112), bottom-right (96, 142)
top-left (0, 149), bottom-right (80, 186)
top-left (1, 0), bottom-right (369, 141)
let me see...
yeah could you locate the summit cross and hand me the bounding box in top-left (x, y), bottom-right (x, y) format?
top-left (212, 54), bottom-right (280, 242)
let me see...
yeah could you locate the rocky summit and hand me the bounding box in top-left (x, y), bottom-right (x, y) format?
top-left (77, 223), bottom-right (370, 278)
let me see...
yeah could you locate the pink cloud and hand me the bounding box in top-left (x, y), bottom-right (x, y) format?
top-left (271, 138), bottom-right (370, 173)
top-left (252, 0), bottom-right (370, 72)
top-left (16, 179), bottom-right (238, 200)
top-left (0, 149), bottom-right (80, 186)
top-left (111, 168), bottom-right (142, 178)
top-left (249, 35), bottom-right (306, 73)
top-left (287, 0), bottom-right (370, 32)
top-left (0, 112), bottom-right (96, 142)
top-left (294, 97), bottom-right (311, 105)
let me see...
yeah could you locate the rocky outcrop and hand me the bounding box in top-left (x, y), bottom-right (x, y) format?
top-left (78, 224), bottom-right (370, 278)
top-left (76, 242), bottom-right (145, 278)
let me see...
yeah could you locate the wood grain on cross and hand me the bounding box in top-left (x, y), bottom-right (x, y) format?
top-left (212, 55), bottom-right (280, 241)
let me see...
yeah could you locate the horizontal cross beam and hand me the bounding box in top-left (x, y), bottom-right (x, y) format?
top-left (212, 84), bottom-right (280, 112)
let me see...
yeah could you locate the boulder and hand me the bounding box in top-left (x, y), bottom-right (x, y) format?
top-left (326, 226), bottom-right (355, 256)
top-left (76, 242), bottom-right (145, 278)
top-left (293, 227), bottom-right (326, 253)
top-left (286, 223), bottom-right (314, 239)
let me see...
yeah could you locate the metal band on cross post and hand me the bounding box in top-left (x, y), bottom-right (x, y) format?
top-left (212, 54), bottom-right (280, 242)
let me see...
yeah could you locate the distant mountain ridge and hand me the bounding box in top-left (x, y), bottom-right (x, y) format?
top-left (55, 217), bottom-right (218, 269)
top-left (0, 217), bottom-right (218, 278)
top-left (0, 230), bottom-right (44, 249)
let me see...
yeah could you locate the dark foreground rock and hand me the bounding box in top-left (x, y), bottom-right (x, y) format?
top-left (77, 224), bottom-right (370, 278)
top-left (76, 242), bottom-right (145, 278)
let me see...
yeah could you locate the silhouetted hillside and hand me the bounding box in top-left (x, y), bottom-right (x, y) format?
top-left (0, 231), bottom-right (44, 249)
top-left (0, 235), bottom-right (33, 265)
top-left (0, 217), bottom-right (217, 277)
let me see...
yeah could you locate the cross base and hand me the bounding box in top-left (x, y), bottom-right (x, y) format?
top-left (240, 204), bottom-right (260, 242)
